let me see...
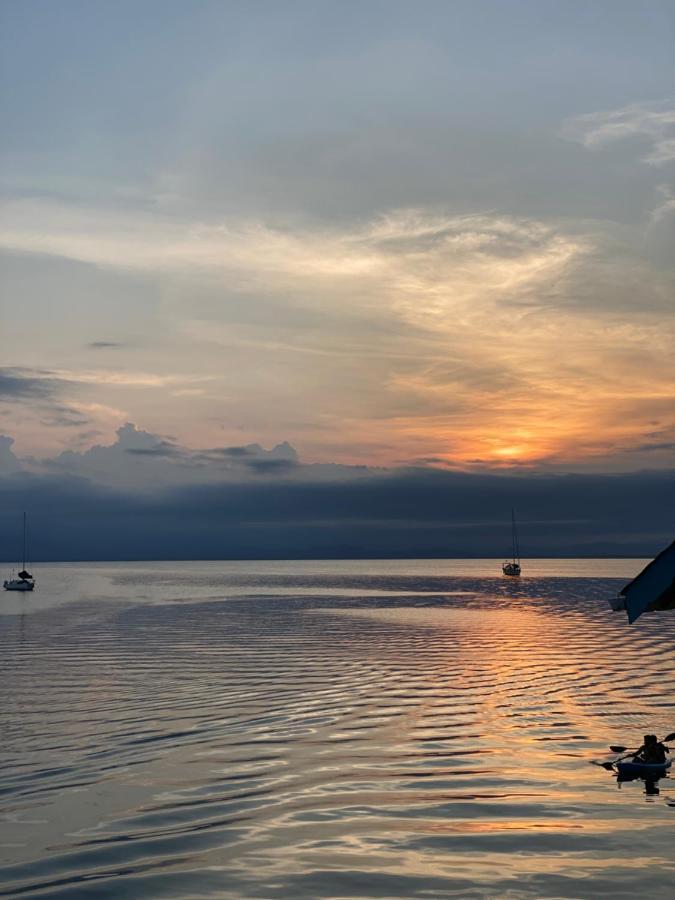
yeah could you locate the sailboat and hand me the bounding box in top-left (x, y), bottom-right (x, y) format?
top-left (502, 509), bottom-right (521, 577)
top-left (3, 512), bottom-right (35, 592)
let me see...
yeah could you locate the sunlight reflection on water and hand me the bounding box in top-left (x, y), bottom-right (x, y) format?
top-left (0, 560), bottom-right (673, 898)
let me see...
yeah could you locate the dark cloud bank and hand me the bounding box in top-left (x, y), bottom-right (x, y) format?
top-left (0, 465), bottom-right (672, 561)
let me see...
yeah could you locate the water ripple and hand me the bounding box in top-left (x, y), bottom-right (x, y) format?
top-left (1, 561), bottom-right (674, 898)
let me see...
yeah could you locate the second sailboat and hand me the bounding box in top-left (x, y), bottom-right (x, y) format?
top-left (502, 509), bottom-right (521, 577)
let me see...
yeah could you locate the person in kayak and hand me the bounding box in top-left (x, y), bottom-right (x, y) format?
top-left (633, 734), bottom-right (669, 764)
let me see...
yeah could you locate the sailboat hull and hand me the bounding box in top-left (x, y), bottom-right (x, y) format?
top-left (502, 563), bottom-right (521, 577)
top-left (3, 580), bottom-right (35, 591)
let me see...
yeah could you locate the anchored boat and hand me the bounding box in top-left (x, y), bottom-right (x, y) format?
top-left (502, 509), bottom-right (521, 577)
top-left (3, 512), bottom-right (35, 592)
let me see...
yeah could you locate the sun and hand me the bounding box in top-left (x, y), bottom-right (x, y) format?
top-left (493, 445), bottom-right (527, 459)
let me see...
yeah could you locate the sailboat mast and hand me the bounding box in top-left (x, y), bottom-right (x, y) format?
top-left (512, 508), bottom-right (520, 564)
top-left (22, 511), bottom-right (26, 570)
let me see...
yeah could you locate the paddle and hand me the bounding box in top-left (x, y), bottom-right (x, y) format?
top-left (595, 732), bottom-right (675, 770)
top-left (609, 732), bottom-right (675, 754)
top-left (596, 749), bottom-right (648, 771)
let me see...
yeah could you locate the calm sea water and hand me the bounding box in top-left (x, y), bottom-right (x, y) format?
top-left (1, 559), bottom-right (674, 898)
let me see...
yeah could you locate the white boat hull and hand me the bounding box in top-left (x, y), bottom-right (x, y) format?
top-left (3, 579), bottom-right (35, 592)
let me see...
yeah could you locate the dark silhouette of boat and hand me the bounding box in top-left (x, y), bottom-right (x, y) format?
top-left (502, 509), bottom-right (521, 576)
top-left (3, 513), bottom-right (35, 592)
top-left (608, 540), bottom-right (675, 623)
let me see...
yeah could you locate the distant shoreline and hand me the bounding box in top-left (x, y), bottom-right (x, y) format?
top-left (0, 555), bottom-right (651, 563)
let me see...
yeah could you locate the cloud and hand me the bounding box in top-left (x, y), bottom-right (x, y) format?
top-left (0, 361), bottom-right (219, 459)
top-left (54, 369), bottom-right (207, 388)
top-left (0, 365), bottom-right (196, 398)
top-left (562, 100), bottom-right (675, 166)
top-left (244, 457), bottom-right (298, 474)
top-left (1, 202), bottom-right (673, 471)
top-left (0, 367), bottom-right (63, 400)
top-left (651, 184), bottom-right (675, 223)
top-left (0, 435), bottom-right (22, 475)
top-left (124, 440), bottom-right (183, 459)
top-left (44, 423), bottom-right (306, 489)
top-left (218, 446), bottom-right (256, 458)
top-left (0, 462), bottom-right (672, 560)
top-left (39, 408), bottom-right (92, 428)
top-left (2, 3), bottom-right (674, 486)
top-left (635, 441), bottom-right (675, 453)
top-left (0, 199), bottom-right (586, 296)
top-left (0, 368), bottom-right (97, 442)
top-left (0, 416), bottom-right (672, 559)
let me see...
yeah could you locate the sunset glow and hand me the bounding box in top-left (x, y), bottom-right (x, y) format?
top-left (0, 3), bottom-right (673, 480)
top-left (1, 8), bottom-right (674, 899)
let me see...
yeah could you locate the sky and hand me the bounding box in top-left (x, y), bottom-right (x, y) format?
top-left (0, 1), bottom-right (674, 557)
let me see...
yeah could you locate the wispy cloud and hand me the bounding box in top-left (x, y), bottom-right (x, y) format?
top-left (0, 365), bottom-right (209, 394)
top-left (0, 199), bottom-right (585, 292)
top-left (0, 367), bottom-right (63, 400)
top-left (562, 100), bottom-right (675, 165)
top-left (0, 365), bottom-right (215, 458)
top-left (650, 184), bottom-right (675, 223)
top-left (1, 202), bottom-right (673, 470)
top-left (2, 2), bottom-right (673, 479)
top-left (55, 369), bottom-right (211, 388)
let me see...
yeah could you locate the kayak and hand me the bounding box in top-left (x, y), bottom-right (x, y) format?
top-left (616, 759), bottom-right (672, 778)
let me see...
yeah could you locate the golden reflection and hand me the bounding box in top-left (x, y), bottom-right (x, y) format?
top-left (320, 604), bottom-right (641, 765)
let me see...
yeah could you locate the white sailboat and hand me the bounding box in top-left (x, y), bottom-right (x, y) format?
top-left (502, 509), bottom-right (521, 577)
top-left (4, 512), bottom-right (35, 592)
